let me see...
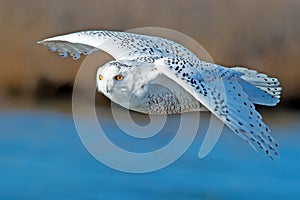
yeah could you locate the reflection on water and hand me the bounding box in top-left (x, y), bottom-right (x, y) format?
top-left (0, 107), bottom-right (299, 199)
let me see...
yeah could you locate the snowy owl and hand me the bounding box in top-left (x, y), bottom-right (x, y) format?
top-left (38, 30), bottom-right (281, 159)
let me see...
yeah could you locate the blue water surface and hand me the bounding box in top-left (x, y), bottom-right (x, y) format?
top-left (0, 110), bottom-right (299, 200)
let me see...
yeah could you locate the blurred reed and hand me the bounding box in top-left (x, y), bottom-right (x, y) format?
top-left (0, 0), bottom-right (299, 106)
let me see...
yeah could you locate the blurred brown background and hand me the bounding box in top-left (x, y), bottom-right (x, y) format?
top-left (1, 0), bottom-right (299, 109)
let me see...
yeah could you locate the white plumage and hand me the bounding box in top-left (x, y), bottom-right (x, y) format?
top-left (38, 30), bottom-right (281, 159)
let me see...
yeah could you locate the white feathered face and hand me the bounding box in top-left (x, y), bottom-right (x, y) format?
top-left (96, 60), bottom-right (140, 103)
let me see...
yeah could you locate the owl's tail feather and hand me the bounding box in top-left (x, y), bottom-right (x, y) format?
top-left (232, 67), bottom-right (281, 106)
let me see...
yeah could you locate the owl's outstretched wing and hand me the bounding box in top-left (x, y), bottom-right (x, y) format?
top-left (38, 30), bottom-right (198, 61)
top-left (154, 56), bottom-right (279, 159)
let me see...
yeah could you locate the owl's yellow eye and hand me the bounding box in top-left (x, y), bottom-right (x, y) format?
top-left (99, 75), bottom-right (103, 80)
top-left (114, 75), bottom-right (124, 81)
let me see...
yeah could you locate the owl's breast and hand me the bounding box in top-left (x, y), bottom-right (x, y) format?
top-left (127, 81), bottom-right (206, 114)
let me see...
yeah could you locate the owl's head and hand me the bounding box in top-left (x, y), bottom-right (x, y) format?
top-left (96, 60), bottom-right (151, 106)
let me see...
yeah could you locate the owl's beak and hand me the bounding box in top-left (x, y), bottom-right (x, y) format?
top-left (106, 80), bottom-right (114, 94)
top-left (106, 84), bottom-right (112, 93)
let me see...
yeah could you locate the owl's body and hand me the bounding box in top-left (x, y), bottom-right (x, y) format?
top-left (97, 60), bottom-right (204, 114)
top-left (38, 30), bottom-right (281, 159)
